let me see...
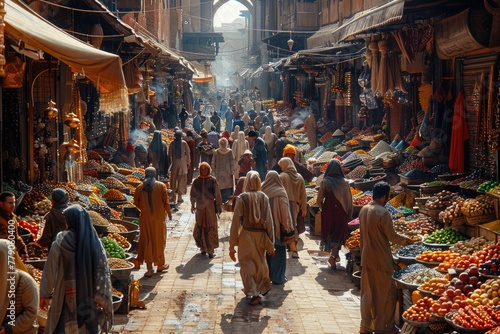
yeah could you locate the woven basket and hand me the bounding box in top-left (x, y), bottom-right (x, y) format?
top-left (465, 214), bottom-right (497, 226)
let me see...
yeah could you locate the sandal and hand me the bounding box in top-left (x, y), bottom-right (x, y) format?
top-left (157, 264), bottom-right (169, 272)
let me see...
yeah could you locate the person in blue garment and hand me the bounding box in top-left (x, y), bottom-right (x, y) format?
top-left (193, 111), bottom-right (201, 133)
top-left (261, 171), bottom-right (293, 285)
top-left (220, 98), bottom-right (228, 120)
top-left (233, 113), bottom-right (245, 132)
top-left (225, 105), bottom-right (234, 132)
top-left (248, 131), bottom-right (267, 181)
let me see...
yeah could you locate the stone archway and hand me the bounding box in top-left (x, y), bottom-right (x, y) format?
top-left (213, 0), bottom-right (253, 17)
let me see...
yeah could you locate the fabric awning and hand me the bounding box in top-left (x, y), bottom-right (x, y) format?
top-left (191, 61), bottom-right (213, 83)
top-left (332, 0), bottom-right (405, 43)
top-left (5, 0), bottom-right (126, 93)
top-left (307, 23), bottom-right (339, 49)
top-left (250, 67), bottom-right (263, 79)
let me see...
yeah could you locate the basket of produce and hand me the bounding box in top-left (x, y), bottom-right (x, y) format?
top-left (101, 237), bottom-right (127, 259)
top-left (353, 174), bottom-right (386, 192)
top-left (402, 296), bottom-right (435, 327)
top-left (393, 263), bottom-right (444, 290)
top-left (397, 245), bottom-right (441, 265)
top-left (462, 195), bottom-right (498, 225)
top-left (445, 307), bottom-right (500, 333)
top-left (105, 233), bottom-right (131, 251)
top-left (420, 181), bottom-right (449, 194)
top-left (109, 219), bottom-right (139, 243)
top-left (477, 181), bottom-right (499, 194)
top-left (88, 210), bottom-right (110, 234)
top-left (418, 277), bottom-right (449, 298)
top-left (108, 258), bottom-right (134, 278)
top-left (416, 250), bottom-right (460, 269)
top-left (345, 234), bottom-right (360, 250)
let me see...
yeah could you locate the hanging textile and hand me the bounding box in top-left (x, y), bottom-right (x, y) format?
top-left (449, 92), bottom-right (469, 173)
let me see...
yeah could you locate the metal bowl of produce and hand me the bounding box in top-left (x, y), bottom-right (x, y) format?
top-left (110, 219), bottom-right (139, 243)
top-left (112, 294), bottom-right (123, 313)
top-left (92, 223), bottom-right (109, 235)
top-left (24, 258), bottom-right (47, 270)
top-left (109, 259), bottom-right (135, 279)
top-left (354, 174), bottom-right (387, 192)
top-left (422, 242), bottom-right (451, 250)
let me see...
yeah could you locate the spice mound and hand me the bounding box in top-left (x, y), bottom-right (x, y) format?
top-left (108, 258), bottom-right (133, 269)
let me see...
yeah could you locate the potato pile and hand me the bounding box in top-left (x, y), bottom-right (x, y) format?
top-left (461, 195), bottom-right (496, 217)
top-left (34, 199), bottom-right (52, 215)
top-left (439, 197), bottom-right (465, 222)
top-left (425, 191), bottom-right (459, 210)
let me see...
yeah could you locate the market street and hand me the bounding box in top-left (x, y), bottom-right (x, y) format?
top-left (112, 191), bottom-right (361, 334)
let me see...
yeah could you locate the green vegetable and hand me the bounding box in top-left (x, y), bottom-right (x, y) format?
top-left (101, 237), bottom-right (126, 259)
top-left (423, 227), bottom-right (467, 245)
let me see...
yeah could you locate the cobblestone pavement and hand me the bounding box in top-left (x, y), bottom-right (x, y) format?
top-left (112, 192), bottom-right (362, 334)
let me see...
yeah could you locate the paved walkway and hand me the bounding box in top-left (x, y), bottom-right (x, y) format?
top-left (112, 192), bottom-right (361, 334)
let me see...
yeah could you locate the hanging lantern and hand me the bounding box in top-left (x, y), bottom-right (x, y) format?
top-left (62, 139), bottom-right (80, 154)
top-left (64, 112), bottom-right (81, 128)
top-left (287, 38), bottom-right (294, 51)
top-left (44, 100), bottom-right (58, 119)
top-left (91, 24), bottom-right (104, 49)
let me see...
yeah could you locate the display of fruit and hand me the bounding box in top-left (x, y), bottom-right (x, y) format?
top-left (405, 217), bottom-right (439, 235)
top-left (353, 193), bottom-right (372, 206)
top-left (402, 296), bottom-right (434, 322)
top-left (416, 250), bottom-right (460, 263)
top-left (479, 181), bottom-right (500, 193)
top-left (452, 305), bottom-right (500, 330)
top-left (103, 177), bottom-right (126, 190)
top-left (397, 245), bottom-right (440, 258)
top-left (102, 189), bottom-right (125, 201)
top-left (486, 326), bottom-right (500, 333)
top-left (431, 289), bottom-right (468, 316)
top-left (461, 180), bottom-right (488, 190)
top-left (101, 237), bottom-right (125, 259)
top-left (18, 220), bottom-right (39, 240)
top-left (345, 235), bottom-right (360, 249)
top-left (439, 197), bottom-right (465, 222)
top-left (418, 278), bottom-right (449, 296)
top-left (34, 198), bottom-right (52, 215)
top-left (425, 191), bottom-right (460, 210)
top-left (450, 237), bottom-right (495, 255)
top-left (22, 191), bottom-right (47, 211)
top-left (26, 242), bottom-right (48, 260)
top-left (106, 233), bottom-right (130, 249)
top-left (480, 258), bottom-right (500, 276)
top-left (488, 185), bottom-right (500, 197)
top-left (394, 265), bottom-right (445, 285)
top-left (461, 195), bottom-right (496, 217)
top-left (424, 228), bottom-right (467, 245)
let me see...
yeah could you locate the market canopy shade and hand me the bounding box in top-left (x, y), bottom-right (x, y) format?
top-left (331, 0), bottom-right (405, 43)
top-left (5, 0), bottom-right (126, 93)
top-left (191, 61), bottom-right (213, 83)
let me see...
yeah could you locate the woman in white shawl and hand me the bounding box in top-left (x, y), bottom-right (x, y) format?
top-left (203, 115), bottom-right (213, 132)
top-left (231, 124), bottom-right (241, 142)
top-left (263, 126), bottom-right (278, 169)
top-left (232, 131), bottom-right (249, 179)
top-left (229, 171), bottom-right (274, 305)
top-left (278, 158), bottom-right (307, 259)
top-left (261, 171), bottom-right (293, 284)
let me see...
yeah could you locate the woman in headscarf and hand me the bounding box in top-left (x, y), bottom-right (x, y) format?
top-left (185, 130), bottom-right (196, 185)
top-left (242, 112), bottom-right (251, 128)
top-left (193, 111), bottom-right (202, 133)
top-left (278, 158), bottom-right (307, 259)
top-left (229, 171), bottom-right (274, 305)
top-left (251, 134), bottom-right (268, 181)
top-left (37, 188), bottom-right (69, 250)
top-left (211, 138), bottom-right (235, 203)
top-left (202, 114), bottom-right (213, 132)
top-left (263, 126), bottom-right (278, 168)
top-left (233, 177), bottom-right (246, 197)
top-left (40, 205), bottom-right (113, 333)
top-left (133, 167), bottom-right (172, 277)
top-left (112, 140), bottom-right (136, 167)
top-left (232, 131), bottom-right (249, 179)
top-left (169, 130), bottom-right (191, 203)
top-left (231, 124), bottom-right (241, 143)
top-left (190, 163), bottom-right (222, 258)
top-left (261, 171), bottom-right (293, 285)
top-left (316, 159), bottom-right (353, 269)
top-left (147, 130), bottom-right (168, 177)
top-left (273, 119), bottom-right (284, 135)
top-left (0, 239), bottom-right (39, 334)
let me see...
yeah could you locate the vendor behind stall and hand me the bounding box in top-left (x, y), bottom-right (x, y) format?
top-left (359, 182), bottom-right (417, 334)
top-left (113, 140), bottom-right (136, 167)
top-left (37, 188), bottom-right (68, 250)
top-left (0, 192), bottom-right (27, 260)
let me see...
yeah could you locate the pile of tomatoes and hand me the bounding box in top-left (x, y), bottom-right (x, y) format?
top-left (452, 305), bottom-right (500, 330)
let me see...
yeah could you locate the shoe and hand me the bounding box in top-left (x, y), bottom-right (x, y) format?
top-left (292, 251), bottom-right (299, 259)
top-left (248, 296), bottom-right (261, 305)
top-left (157, 264), bottom-right (169, 272)
top-left (201, 251), bottom-right (206, 256)
top-left (208, 253), bottom-right (214, 258)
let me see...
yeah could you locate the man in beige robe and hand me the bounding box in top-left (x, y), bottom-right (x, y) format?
top-left (360, 182), bottom-right (416, 334)
top-left (304, 113), bottom-right (317, 149)
top-left (133, 167), bottom-right (172, 277)
top-left (229, 171), bottom-right (275, 305)
top-left (169, 130), bottom-right (191, 202)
